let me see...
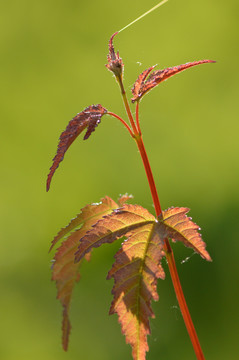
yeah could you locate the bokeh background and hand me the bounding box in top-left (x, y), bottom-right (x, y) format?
top-left (1, 0), bottom-right (238, 359)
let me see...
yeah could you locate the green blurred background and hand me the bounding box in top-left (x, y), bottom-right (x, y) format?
top-left (1, 0), bottom-right (238, 359)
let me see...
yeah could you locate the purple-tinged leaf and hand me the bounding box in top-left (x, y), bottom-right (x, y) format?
top-left (131, 60), bottom-right (216, 102)
top-left (47, 104), bottom-right (107, 191)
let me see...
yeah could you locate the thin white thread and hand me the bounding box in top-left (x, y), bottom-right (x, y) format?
top-left (118, 0), bottom-right (169, 33)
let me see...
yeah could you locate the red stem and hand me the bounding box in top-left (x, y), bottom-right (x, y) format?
top-left (113, 71), bottom-right (205, 357)
top-left (165, 241), bottom-right (205, 360)
top-left (136, 133), bottom-right (205, 360)
top-left (136, 136), bottom-right (162, 216)
top-left (108, 111), bottom-right (134, 138)
top-left (135, 101), bottom-right (141, 135)
top-left (135, 101), bottom-right (161, 215)
top-left (138, 135), bottom-right (205, 359)
top-left (131, 98), bottom-right (205, 359)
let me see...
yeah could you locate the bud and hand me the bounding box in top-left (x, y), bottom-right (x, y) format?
top-left (106, 32), bottom-right (124, 78)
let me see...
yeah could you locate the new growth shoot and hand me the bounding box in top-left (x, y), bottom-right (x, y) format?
top-left (47, 3), bottom-right (214, 360)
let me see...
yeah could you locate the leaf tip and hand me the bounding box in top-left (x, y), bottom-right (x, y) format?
top-left (204, 252), bottom-right (212, 262)
top-left (62, 306), bottom-right (71, 351)
top-left (46, 175), bottom-right (51, 192)
top-left (110, 31), bottom-right (119, 43)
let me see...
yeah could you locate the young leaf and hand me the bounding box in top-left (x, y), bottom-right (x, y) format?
top-left (131, 60), bottom-right (216, 103)
top-left (106, 32), bottom-right (124, 78)
top-left (75, 204), bottom-right (164, 360)
top-left (51, 196), bottom-right (118, 351)
top-left (46, 104), bottom-right (107, 191)
top-left (160, 207), bottom-right (212, 261)
top-left (75, 203), bottom-right (210, 359)
top-left (131, 65), bottom-right (156, 102)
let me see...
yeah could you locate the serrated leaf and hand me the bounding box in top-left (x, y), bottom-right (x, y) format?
top-left (160, 207), bottom-right (212, 261)
top-left (107, 221), bottom-right (166, 360)
top-left (50, 196), bottom-right (117, 251)
top-left (131, 60), bottom-right (216, 103)
top-left (75, 204), bottom-right (156, 262)
top-left (74, 203), bottom-right (210, 359)
top-left (51, 196), bottom-right (118, 350)
top-left (46, 104), bottom-right (107, 191)
top-left (131, 66), bottom-right (156, 103)
top-left (75, 204), bottom-right (165, 360)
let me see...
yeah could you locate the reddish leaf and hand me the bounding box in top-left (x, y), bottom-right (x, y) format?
top-left (75, 204), bottom-right (156, 262)
top-left (107, 211), bottom-right (166, 360)
top-left (74, 203), bottom-right (210, 359)
top-left (160, 207), bottom-right (212, 261)
top-left (75, 204), bottom-right (164, 360)
top-left (51, 196), bottom-right (118, 350)
top-left (46, 104), bottom-right (107, 191)
top-left (131, 65), bottom-right (156, 102)
top-left (106, 32), bottom-right (124, 78)
top-left (131, 60), bottom-right (216, 103)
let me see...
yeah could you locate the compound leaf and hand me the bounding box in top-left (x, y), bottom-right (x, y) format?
top-left (51, 196), bottom-right (118, 350)
top-left (47, 104), bottom-right (107, 191)
top-left (131, 60), bottom-right (216, 103)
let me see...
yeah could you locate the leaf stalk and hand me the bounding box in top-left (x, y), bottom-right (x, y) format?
top-left (107, 111), bottom-right (134, 138)
top-left (117, 76), bottom-right (139, 135)
top-left (135, 101), bottom-right (141, 135)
